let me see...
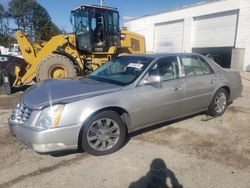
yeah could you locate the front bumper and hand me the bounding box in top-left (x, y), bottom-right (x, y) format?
top-left (9, 120), bottom-right (82, 153)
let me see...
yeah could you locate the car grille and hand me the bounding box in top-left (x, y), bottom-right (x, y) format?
top-left (11, 103), bottom-right (32, 124)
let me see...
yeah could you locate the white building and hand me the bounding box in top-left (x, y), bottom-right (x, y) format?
top-left (125, 0), bottom-right (250, 71)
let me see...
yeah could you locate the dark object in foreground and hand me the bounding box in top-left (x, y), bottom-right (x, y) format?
top-left (0, 69), bottom-right (11, 95)
top-left (0, 55), bottom-right (29, 94)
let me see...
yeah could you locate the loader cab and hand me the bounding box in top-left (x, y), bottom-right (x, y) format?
top-left (71, 5), bottom-right (121, 53)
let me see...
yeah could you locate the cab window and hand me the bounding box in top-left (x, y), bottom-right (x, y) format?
top-left (107, 12), bottom-right (119, 33)
top-left (149, 57), bottom-right (179, 81)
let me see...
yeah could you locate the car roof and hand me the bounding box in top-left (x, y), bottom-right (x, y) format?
top-left (123, 52), bottom-right (203, 59)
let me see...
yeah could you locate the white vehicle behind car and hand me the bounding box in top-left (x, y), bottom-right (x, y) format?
top-left (0, 46), bottom-right (8, 55)
top-left (7, 44), bottom-right (23, 58)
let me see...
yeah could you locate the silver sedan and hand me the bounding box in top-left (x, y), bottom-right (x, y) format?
top-left (9, 53), bottom-right (243, 155)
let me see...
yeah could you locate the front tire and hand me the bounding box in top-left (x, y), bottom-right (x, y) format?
top-left (207, 88), bottom-right (229, 117)
top-left (36, 54), bottom-right (77, 81)
top-left (81, 111), bottom-right (127, 156)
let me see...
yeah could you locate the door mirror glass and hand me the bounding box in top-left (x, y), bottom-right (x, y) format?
top-left (140, 75), bottom-right (161, 85)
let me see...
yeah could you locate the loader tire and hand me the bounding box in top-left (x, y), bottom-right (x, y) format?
top-left (36, 54), bottom-right (77, 81)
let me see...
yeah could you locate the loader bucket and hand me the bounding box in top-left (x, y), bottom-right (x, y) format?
top-left (0, 69), bottom-right (11, 95)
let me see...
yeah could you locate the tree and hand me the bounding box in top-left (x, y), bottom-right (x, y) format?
top-left (0, 3), bottom-right (15, 47)
top-left (8, 0), bottom-right (60, 41)
top-left (0, 3), bottom-right (4, 34)
top-left (30, 3), bottom-right (61, 41)
top-left (0, 33), bottom-right (16, 47)
top-left (0, 4), bottom-right (3, 17)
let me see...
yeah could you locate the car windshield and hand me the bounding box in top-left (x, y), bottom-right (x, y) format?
top-left (89, 56), bottom-right (153, 86)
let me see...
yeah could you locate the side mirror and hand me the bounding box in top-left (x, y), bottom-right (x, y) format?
top-left (139, 75), bottom-right (161, 85)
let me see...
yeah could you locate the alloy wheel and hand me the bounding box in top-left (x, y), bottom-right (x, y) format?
top-left (87, 118), bottom-right (120, 151)
top-left (214, 92), bottom-right (227, 113)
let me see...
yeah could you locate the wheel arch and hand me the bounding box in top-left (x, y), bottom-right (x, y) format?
top-left (209, 85), bottom-right (231, 107)
top-left (77, 106), bottom-right (131, 150)
top-left (221, 85), bottom-right (231, 101)
top-left (215, 85), bottom-right (231, 102)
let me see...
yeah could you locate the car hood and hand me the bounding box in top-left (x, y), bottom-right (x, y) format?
top-left (22, 78), bottom-right (121, 109)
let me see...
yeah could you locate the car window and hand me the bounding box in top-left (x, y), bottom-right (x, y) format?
top-left (181, 55), bottom-right (209, 77)
top-left (198, 56), bottom-right (213, 74)
top-left (149, 57), bottom-right (179, 81)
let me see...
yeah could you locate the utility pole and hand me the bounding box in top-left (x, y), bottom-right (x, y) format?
top-left (100, 0), bottom-right (104, 6)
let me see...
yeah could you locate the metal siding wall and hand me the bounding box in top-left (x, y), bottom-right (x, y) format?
top-left (125, 0), bottom-right (250, 71)
top-left (125, 18), bottom-right (155, 52)
top-left (192, 10), bottom-right (238, 48)
top-left (154, 20), bottom-right (184, 52)
top-left (135, 29), bottom-right (154, 52)
top-left (235, 0), bottom-right (250, 71)
top-left (231, 48), bottom-right (245, 71)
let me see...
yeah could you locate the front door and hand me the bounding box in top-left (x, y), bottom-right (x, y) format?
top-left (132, 56), bottom-right (183, 129)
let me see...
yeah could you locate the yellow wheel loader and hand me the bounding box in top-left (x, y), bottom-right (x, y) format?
top-left (2, 5), bottom-right (145, 91)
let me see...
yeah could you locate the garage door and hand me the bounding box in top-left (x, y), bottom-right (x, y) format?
top-left (154, 20), bottom-right (184, 52)
top-left (192, 10), bottom-right (239, 48)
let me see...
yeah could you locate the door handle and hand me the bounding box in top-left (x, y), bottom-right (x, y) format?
top-left (209, 80), bottom-right (216, 84)
top-left (173, 87), bottom-right (181, 91)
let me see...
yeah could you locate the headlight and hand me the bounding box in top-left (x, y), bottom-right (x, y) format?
top-left (36, 105), bottom-right (65, 129)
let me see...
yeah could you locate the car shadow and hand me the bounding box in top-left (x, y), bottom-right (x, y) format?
top-left (48, 149), bottom-right (84, 157)
top-left (129, 158), bottom-right (183, 188)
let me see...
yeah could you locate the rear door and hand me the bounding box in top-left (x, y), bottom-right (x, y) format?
top-left (179, 55), bottom-right (217, 115)
top-left (132, 56), bottom-right (183, 128)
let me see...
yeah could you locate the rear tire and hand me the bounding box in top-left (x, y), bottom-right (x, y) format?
top-left (207, 88), bottom-right (229, 117)
top-left (81, 111), bottom-right (127, 156)
top-left (36, 54), bottom-right (77, 81)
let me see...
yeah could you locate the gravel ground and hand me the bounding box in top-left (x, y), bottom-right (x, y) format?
top-left (0, 73), bottom-right (249, 188)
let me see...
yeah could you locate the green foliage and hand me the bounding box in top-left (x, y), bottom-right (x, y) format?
top-left (0, 4), bottom-right (4, 17)
top-left (8, 0), bottom-right (60, 41)
top-left (0, 3), bottom-right (5, 31)
top-left (0, 34), bottom-right (16, 47)
top-left (0, 3), bottom-right (15, 46)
